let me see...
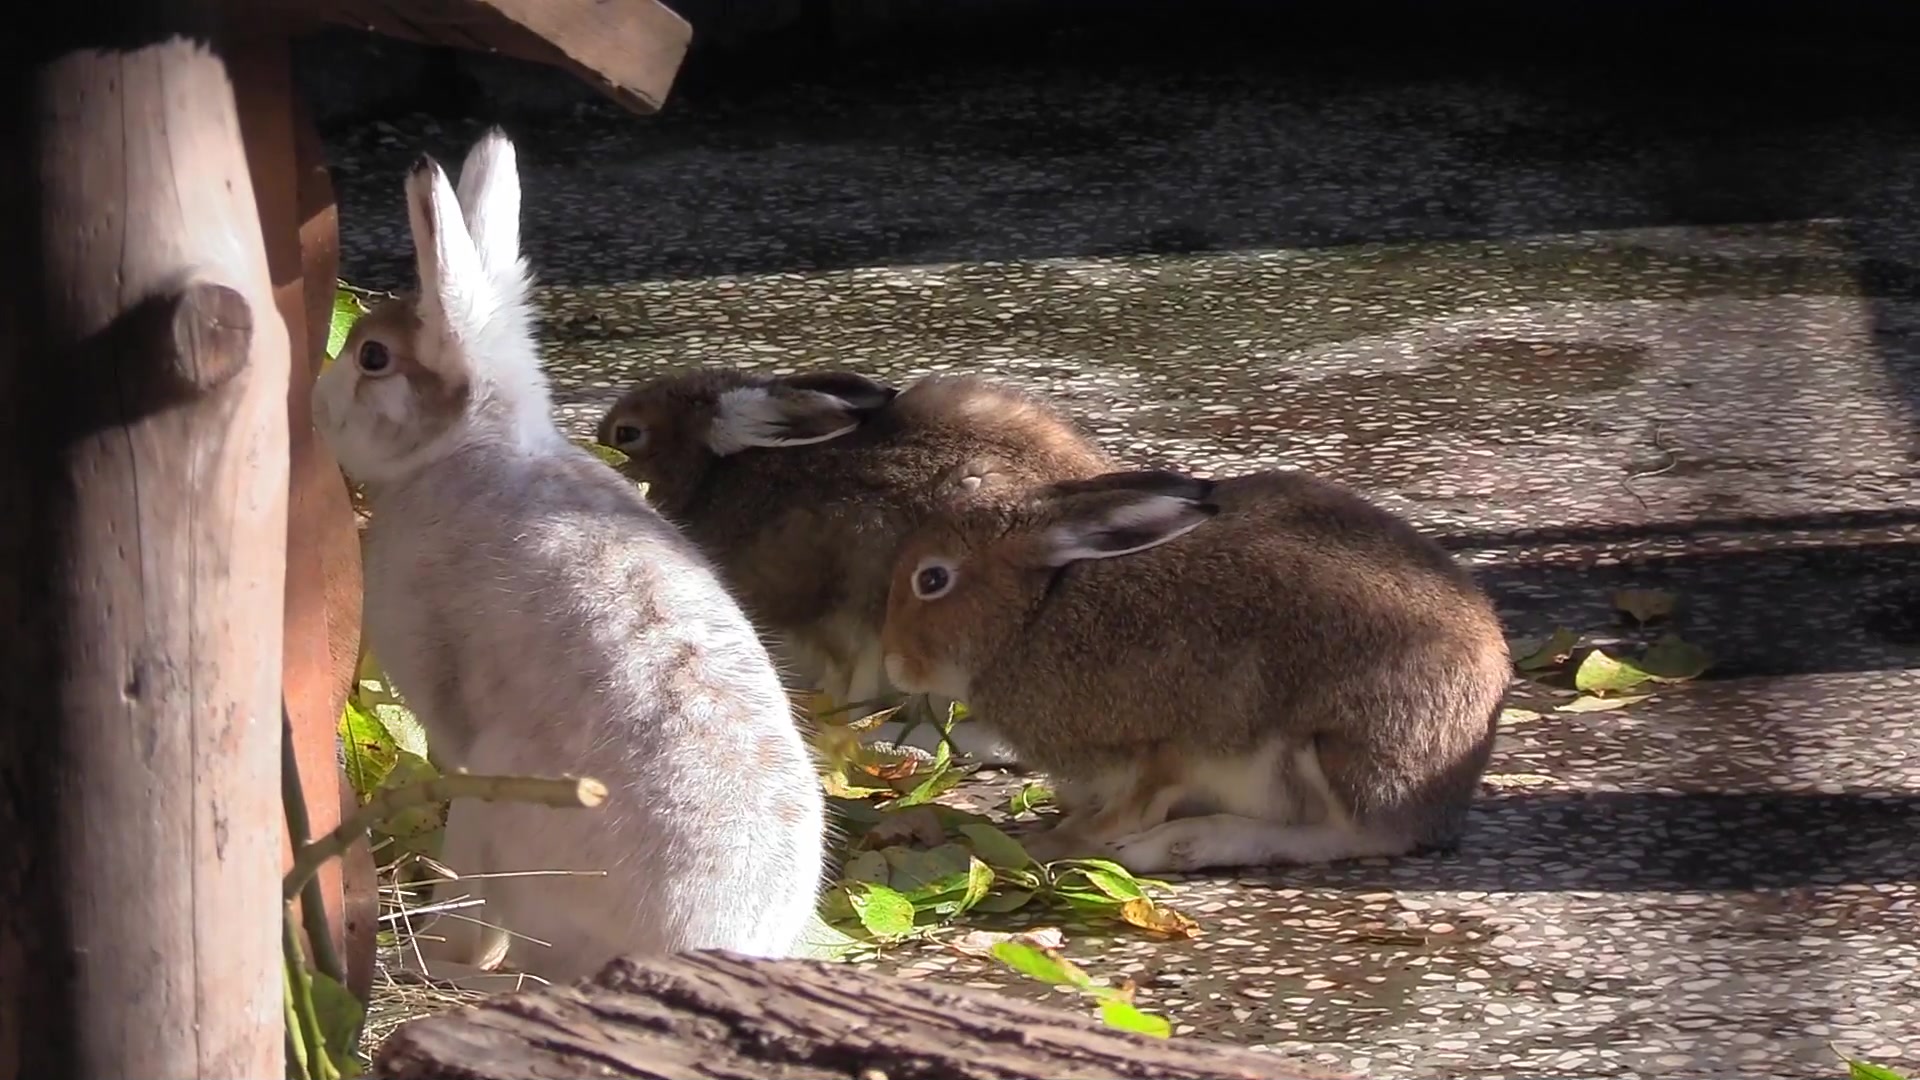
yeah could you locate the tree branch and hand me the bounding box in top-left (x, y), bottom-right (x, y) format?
top-left (284, 773), bottom-right (607, 901)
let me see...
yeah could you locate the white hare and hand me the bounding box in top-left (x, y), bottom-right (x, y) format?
top-left (312, 130), bottom-right (825, 980)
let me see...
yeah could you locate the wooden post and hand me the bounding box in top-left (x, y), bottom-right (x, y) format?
top-left (0, 9), bottom-right (290, 1080)
top-left (232, 31), bottom-right (376, 1003)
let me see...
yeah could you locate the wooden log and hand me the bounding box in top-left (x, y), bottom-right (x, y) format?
top-left (373, 951), bottom-right (1351, 1080)
top-left (0, 12), bottom-right (289, 1080)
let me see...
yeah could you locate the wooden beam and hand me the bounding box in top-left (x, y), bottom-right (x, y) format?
top-left (373, 951), bottom-right (1353, 1080)
top-left (246, 0), bottom-right (694, 114)
top-left (0, 10), bottom-right (289, 1079)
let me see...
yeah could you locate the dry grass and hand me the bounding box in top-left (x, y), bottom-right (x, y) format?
top-left (357, 852), bottom-right (591, 1058)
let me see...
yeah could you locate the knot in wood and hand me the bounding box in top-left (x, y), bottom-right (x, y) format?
top-left (169, 281), bottom-right (253, 391)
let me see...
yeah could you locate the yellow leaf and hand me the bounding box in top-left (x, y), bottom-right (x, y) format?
top-left (1482, 772), bottom-right (1556, 789)
top-left (1573, 648), bottom-right (1652, 695)
top-left (1118, 898), bottom-right (1199, 938)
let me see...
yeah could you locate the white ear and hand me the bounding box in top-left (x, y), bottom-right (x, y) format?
top-left (453, 128), bottom-right (527, 298)
top-left (707, 386), bottom-right (863, 455)
top-left (1040, 494), bottom-right (1213, 567)
top-left (406, 155), bottom-right (488, 344)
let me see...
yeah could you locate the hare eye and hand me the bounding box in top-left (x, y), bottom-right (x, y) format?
top-left (357, 340), bottom-right (393, 376)
top-left (612, 423), bottom-right (647, 450)
top-left (912, 561), bottom-right (955, 600)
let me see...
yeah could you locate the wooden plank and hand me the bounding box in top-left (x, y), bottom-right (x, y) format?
top-left (0, 8), bottom-right (289, 1079)
top-left (243, 0), bottom-right (693, 114)
top-left (480, 0), bottom-right (693, 113)
top-left (290, 89), bottom-right (381, 1003)
top-left (232, 32), bottom-right (378, 1003)
top-left (374, 951), bottom-right (1352, 1080)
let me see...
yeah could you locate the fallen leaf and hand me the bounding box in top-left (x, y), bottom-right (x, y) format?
top-left (1612, 588), bottom-right (1676, 624)
top-left (1481, 772), bottom-right (1557, 789)
top-left (1556, 693), bottom-right (1652, 713)
top-left (840, 849), bottom-right (890, 885)
top-left (846, 882), bottom-right (917, 940)
top-left (1118, 898), bottom-right (1200, 938)
top-left (946, 927), bottom-right (1066, 959)
top-left (1098, 998), bottom-right (1171, 1039)
top-left (1845, 1058), bottom-right (1909, 1080)
top-left (1639, 633), bottom-right (1712, 683)
top-left (862, 806), bottom-right (947, 850)
top-left (576, 438), bottom-right (630, 470)
top-left (989, 941), bottom-right (1094, 989)
top-left (1573, 648), bottom-right (1652, 694)
top-left (957, 823), bottom-right (1035, 869)
top-left (1499, 707), bottom-right (1543, 725)
top-left (1008, 782), bottom-right (1055, 815)
top-left (1513, 627), bottom-right (1580, 672)
top-left (970, 888), bottom-right (1036, 914)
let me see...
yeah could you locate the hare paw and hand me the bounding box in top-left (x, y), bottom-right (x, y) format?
top-left (1108, 819), bottom-right (1212, 874)
top-left (1020, 825), bottom-right (1109, 865)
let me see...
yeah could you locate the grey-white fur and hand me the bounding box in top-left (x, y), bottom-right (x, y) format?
top-left (312, 130), bottom-right (824, 981)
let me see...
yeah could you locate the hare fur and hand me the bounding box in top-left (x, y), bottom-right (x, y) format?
top-left (879, 468), bottom-right (1509, 873)
top-left (598, 369), bottom-right (1115, 762)
top-left (312, 131), bottom-right (825, 980)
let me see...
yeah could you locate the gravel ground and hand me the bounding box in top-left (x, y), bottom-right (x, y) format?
top-left (321, 21), bottom-right (1920, 1078)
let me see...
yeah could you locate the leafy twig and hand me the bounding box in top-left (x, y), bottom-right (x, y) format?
top-left (282, 705), bottom-right (346, 984)
top-left (285, 773), bottom-right (607, 901)
top-left (284, 912), bottom-right (338, 1080)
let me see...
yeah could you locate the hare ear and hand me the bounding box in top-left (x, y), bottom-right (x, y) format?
top-left (453, 128), bottom-right (527, 298)
top-left (706, 384), bottom-right (873, 454)
top-left (778, 371), bottom-right (899, 413)
top-left (1035, 490), bottom-right (1216, 567)
top-left (406, 154), bottom-right (487, 350)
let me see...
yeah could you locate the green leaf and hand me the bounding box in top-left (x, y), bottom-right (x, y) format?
top-left (1848, 1060), bottom-right (1910, 1080)
top-left (310, 970), bottom-right (368, 1078)
top-left (337, 701), bottom-right (398, 800)
top-left (958, 823), bottom-right (1034, 870)
top-left (1060, 860), bottom-right (1147, 902)
top-left (1639, 633), bottom-right (1712, 683)
top-left (951, 856), bottom-right (995, 917)
top-left (1008, 782), bottom-right (1054, 815)
top-left (970, 888), bottom-right (1036, 914)
top-left (1098, 998), bottom-right (1171, 1039)
top-left (369, 752), bottom-right (444, 858)
top-left (1555, 693), bottom-right (1652, 713)
top-left (847, 882), bottom-right (917, 940)
top-left (1573, 648), bottom-right (1652, 694)
top-left (575, 437), bottom-right (630, 470)
top-left (1055, 888), bottom-right (1128, 913)
top-left (890, 763), bottom-right (965, 808)
top-left (370, 703), bottom-right (429, 760)
top-left (1513, 627), bottom-right (1579, 671)
top-left (790, 910), bottom-right (870, 962)
top-left (326, 287), bottom-right (370, 363)
top-left (880, 843), bottom-right (976, 904)
top-left (840, 849), bottom-right (891, 885)
top-left (989, 941), bottom-right (1093, 989)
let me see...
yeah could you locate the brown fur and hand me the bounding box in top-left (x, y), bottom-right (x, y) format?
top-left (596, 369), bottom-right (1116, 690)
top-left (337, 297), bottom-right (471, 461)
top-left (882, 467), bottom-right (1511, 857)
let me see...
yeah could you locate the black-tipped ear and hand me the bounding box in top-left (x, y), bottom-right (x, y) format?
top-left (780, 371), bottom-right (900, 415)
top-left (1044, 469), bottom-right (1216, 503)
top-left (1034, 490), bottom-right (1217, 567)
top-left (706, 385), bottom-right (865, 454)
